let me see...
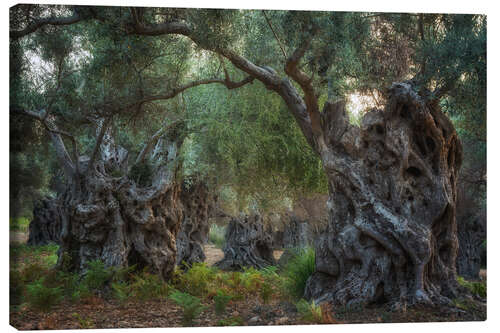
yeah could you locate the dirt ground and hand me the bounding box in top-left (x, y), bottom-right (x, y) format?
top-left (204, 244), bottom-right (283, 266)
top-left (9, 232), bottom-right (487, 329)
top-left (10, 231), bottom-right (28, 244)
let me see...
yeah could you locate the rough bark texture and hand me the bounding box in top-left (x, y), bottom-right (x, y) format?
top-left (55, 123), bottom-right (185, 280)
top-left (278, 214), bottom-right (313, 267)
top-left (215, 215), bottom-right (275, 270)
top-left (176, 181), bottom-right (214, 268)
top-left (27, 197), bottom-right (62, 246)
top-left (304, 83), bottom-right (463, 308)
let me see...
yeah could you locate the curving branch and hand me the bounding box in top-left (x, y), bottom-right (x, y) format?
top-left (10, 12), bottom-right (83, 39)
top-left (14, 109), bottom-right (77, 180)
top-left (99, 75), bottom-right (255, 116)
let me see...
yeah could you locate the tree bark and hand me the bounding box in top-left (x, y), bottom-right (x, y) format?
top-left (55, 122), bottom-right (185, 280)
top-left (215, 215), bottom-right (275, 270)
top-left (176, 181), bottom-right (215, 268)
top-left (27, 197), bottom-right (62, 246)
top-left (304, 83), bottom-right (462, 308)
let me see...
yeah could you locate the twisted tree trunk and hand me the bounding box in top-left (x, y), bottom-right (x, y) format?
top-left (27, 197), bottom-right (62, 246)
top-left (304, 83), bottom-right (462, 308)
top-left (55, 122), bottom-right (185, 280)
top-left (215, 214), bottom-right (275, 270)
top-left (176, 181), bottom-right (214, 268)
top-left (278, 214), bottom-right (313, 267)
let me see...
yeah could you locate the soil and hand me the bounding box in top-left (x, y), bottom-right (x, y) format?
top-left (204, 244), bottom-right (283, 266)
top-left (9, 293), bottom-right (486, 330)
top-left (9, 232), bottom-right (487, 329)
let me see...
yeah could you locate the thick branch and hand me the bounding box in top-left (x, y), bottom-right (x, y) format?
top-left (88, 117), bottom-right (112, 172)
top-left (10, 12), bottom-right (83, 39)
top-left (285, 35), bottom-right (324, 150)
top-left (134, 120), bottom-right (183, 165)
top-left (15, 109), bottom-right (76, 180)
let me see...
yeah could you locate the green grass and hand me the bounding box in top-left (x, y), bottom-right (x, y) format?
top-left (10, 217), bottom-right (30, 232)
top-left (282, 247), bottom-right (316, 299)
top-left (209, 224), bottom-right (226, 249)
top-left (457, 276), bottom-right (486, 298)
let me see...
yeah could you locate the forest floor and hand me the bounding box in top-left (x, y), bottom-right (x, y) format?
top-left (10, 232), bottom-right (486, 330)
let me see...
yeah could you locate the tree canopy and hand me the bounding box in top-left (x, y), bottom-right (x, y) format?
top-left (10, 5), bottom-right (486, 217)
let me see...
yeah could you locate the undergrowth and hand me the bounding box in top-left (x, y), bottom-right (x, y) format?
top-left (209, 224), bottom-right (226, 249)
top-left (282, 247), bottom-right (316, 299)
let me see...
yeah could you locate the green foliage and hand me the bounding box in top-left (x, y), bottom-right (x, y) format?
top-left (259, 281), bottom-right (273, 304)
top-left (72, 313), bottom-right (96, 329)
top-left (295, 299), bottom-right (323, 323)
top-left (169, 290), bottom-right (207, 326)
top-left (283, 247), bottom-right (316, 299)
top-left (457, 276), bottom-right (486, 298)
top-left (82, 260), bottom-right (113, 291)
top-left (26, 277), bottom-right (63, 311)
top-left (213, 290), bottom-right (232, 315)
top-left (127, 271), bottom-right (171, 301)
top-left (9, 217), bottom-right (30, 232)
top-left (174, 263), bottom-right (217, 296)
top-left (216, 316), bottom-right (244, 326)
top-left (208, 224), bottom-right (226, 249)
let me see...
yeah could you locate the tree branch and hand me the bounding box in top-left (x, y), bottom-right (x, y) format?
top-left (88, 116), bottom-right (112, 172)
top-left (10, 12), bottom-right (83, 39)
top-left (15, 108), bottom-right (77, 180)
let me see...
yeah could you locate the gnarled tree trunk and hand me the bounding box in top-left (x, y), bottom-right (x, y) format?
top-left (55, 121), bottom-right (185, 280)
top-left (215, 214), bottom-right (275, 270)
top-left (176, 181), bottom-right (215, 268)
top-left (278, 214), bottom-right (313, 267)
top-left (27, 197), bottom-right (62, 246)
top-left (304, 83), bottom-right (462, 308)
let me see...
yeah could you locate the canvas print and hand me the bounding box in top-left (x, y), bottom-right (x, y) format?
top-left (9, 4), bottom-right (486, 329)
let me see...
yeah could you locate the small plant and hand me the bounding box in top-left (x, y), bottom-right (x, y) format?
top-left (26, 277), bottom-right (63, 311)
top-left (217, 316), bottom-right (244, 326)
top-left (111, 281), bottom-right (130, 303)
top-left (82, 260), bottom-right (113, 292)
top-left (209, 224), bottom-right (226, 249)
top-left (129, 271), bottom-right (171, 300)
top-left (176, 263), bottom-right (216, 296)
top-left (213, 290), bottom-right (232, 315)
top-left (283, 247), bottom-right (315, 299)
top-left (457, 276), bottom-right (486, 298)
top-left (260, 281), bottom-right (274, 304)
top-left (72, 313), bottom-right (95, 329)
top-left (296, 299), bottom-right (323, 323)
top-left (169, 290), bottom-right (207, 326)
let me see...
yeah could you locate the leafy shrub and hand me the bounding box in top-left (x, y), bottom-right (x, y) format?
top-left (175, 263), bottom-right (217, 296)
top-left (260, 281), bottom-right (273, 304)
top-left (169, 291), bottom-right (207, 326)
top-left (111, 282), bottom-right (130, 303)
top-left (209, 224), bottom-right (226, 249)
top-left (283, 247), bottom-right (315, 299)
top-left (296, 299), bottom-right (322, 323)
top-left (457, 276), bottom-right (486, 298)
top-left (26, 277), bottom-right (63, 311)
top-left (82, 260), bottom-right (113, 292)
top-left (213, 290), bottom-right (232, 315)
top-left (129, 271), bottom-right (171, 300)
top-left (20, 263), bottom-right (48, 283)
